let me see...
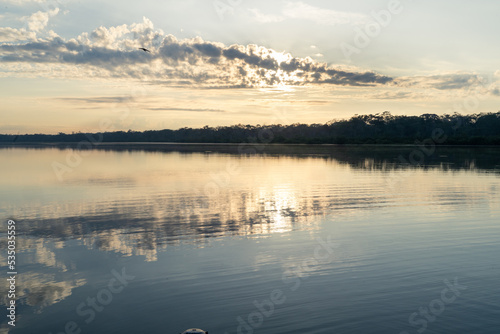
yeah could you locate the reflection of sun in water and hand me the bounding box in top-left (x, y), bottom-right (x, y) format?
top-left (258, 184), bottom-right (299, 234)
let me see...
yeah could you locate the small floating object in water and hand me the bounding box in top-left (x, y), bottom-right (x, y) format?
top-left (181, 329), bottom-right (208, 334)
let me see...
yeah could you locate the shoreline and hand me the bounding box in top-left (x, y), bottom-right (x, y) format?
top-left (2, 142), bottom-right (500, 148)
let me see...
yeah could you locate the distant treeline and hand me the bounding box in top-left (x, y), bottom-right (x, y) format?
top-left (2, 112), bottom-right (500, 145)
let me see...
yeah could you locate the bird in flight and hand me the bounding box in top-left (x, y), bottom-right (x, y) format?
top-left (138, 48), bottom-right (151, 53)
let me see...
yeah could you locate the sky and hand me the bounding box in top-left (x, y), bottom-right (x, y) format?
top-left (0, 0), bottom-right (499, 134)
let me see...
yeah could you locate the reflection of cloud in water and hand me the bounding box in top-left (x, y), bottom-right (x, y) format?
top-left (5, 148), bottom-right (500, 263)
top-left (85, 229), bottom-right (164, 262)
top-left (0, 272), bottom-right (86, 313)
top-left (16, 183), bottom-right (328, 261)
top-left (0, 145), bottom-right (498, 329)
top-left (31, 239), bottom-right (67, 271)
top-left (0, 236), bottom-right (85, 318)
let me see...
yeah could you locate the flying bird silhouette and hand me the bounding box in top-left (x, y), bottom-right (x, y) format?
top-left (138, 48), bottom-right (151, 53)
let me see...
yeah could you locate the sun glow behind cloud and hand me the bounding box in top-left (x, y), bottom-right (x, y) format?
top-left (0, 16), bottom-right (394, 91)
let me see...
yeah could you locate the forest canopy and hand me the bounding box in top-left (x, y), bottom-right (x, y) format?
top-left (1, 112), bottom-right (500, 145)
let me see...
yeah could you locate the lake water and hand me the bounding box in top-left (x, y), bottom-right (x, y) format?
top-left (0, 144), bottom-right (499, 334)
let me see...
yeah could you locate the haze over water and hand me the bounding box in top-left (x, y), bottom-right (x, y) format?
top-left (1, 145), bottom-right (499, 333)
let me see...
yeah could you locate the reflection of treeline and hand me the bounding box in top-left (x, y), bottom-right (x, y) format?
top-left (2, 112), bottom-right (500, 145)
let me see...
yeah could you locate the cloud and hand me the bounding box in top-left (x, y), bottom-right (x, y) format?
top-left (56, 96), bottom-right (134, 104)
top-left (488, 81), bottom-right (500, 96)
top-left (24, 8), bottom-right (60, 32)
top-left (248, 2), bottom-right (368, 26)
top-left (0, 17), bottom-right (393, 88)
top-left (248, 8), bottom-right (285, 23)
top-left (55, 96), bottom-right (227, 112)
top-left (282, 1), bottom-right (368, 26)
top-left (430, 74), bottom-right (482, 90)
top-left (370, 91), bottom-right (424, 100)
top-left (0, 27), bottom-right (36, 42)
top-left (2, 0), bottom-right (48, 3)
top-left (0, 7), bottom-right (58, 42)
top-left (397, 73), bottom-right (484, 91)
top-left (147, 107), bottom-right (226, 112)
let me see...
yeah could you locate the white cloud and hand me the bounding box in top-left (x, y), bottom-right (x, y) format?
top-left (3, 0), bottom-right (50, 3)
top-left (90, 24), bottom-right (130, 47)
top-left (24, 8), bottom-right (59, 32)
top-left (282, 1), bottom-right (368, 26)
top-left (0, 27), bottom-right (36, 42)
top-left (0, 18), bottom-right (393, 88)
top-left (248, 8), bottom-right (285, 23)
top-left (248, 2), bottom-right (368, 26)
top-left (370, 90), bottom-right (426, 100)
top-left (3, 16), bottom-right (492, 96)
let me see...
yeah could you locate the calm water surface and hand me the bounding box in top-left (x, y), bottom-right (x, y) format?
top-left (0, 144), bottom-right (499, 334)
